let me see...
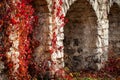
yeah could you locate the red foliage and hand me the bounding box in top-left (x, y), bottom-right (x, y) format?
top-left (3, 0), bottom-right (36, 79)
top-left (0, 0), bottom-right (69, 79)
top-left (10, 18), bottom-right (17, 24)
top-left (50, 0), bottom-right (70, 79)
top-left (51, 0), bottom-right (65, 54)
top-left (0, 20), bottom-right (3, 25)
top-left (104, 57), bottom-right (120, 75)
top-left (17, 1), bottom-right (35, 79)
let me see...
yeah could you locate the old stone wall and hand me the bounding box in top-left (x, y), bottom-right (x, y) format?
top-left (44, 0), bottom-right (120, 72)
top-left (32, 0), bottom-right (50, 67)
top-left (61, 0), bottom-right (120, 71)
top-left (31, 0), bottom-right (120, 73)
top-left (108, 3), bottom-right (120, 57)
top-left (64, 0), bottom-right (98, 71)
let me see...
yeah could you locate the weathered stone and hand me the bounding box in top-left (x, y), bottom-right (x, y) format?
top-left (116, 42), bottom-right (120, 48)
top-left (73, 55), bottom-right (83, 61)
top-left (109, 3), bottom-right (120, 56)
top-left (64, 0), bottom-right (99, 71)
top-left (64, 48), bottom-right (76, 55)
top-left (87, 62), bottom-right (98, 70)
top-left (77, 47), bottom-right (83, 53)
top-left (63, 38), bottom-right (71, 46)
top-left (73, 39), bottom-right (79, 46)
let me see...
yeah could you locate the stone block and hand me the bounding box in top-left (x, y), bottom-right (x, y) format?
top-left (73, 38), bottom-right (79, 46)
top-left (63, 38), bottom-right (71, 46)
top-left (72, 55), bottom-right (83, 61)
top-left (77, 47), bottom-right (83, 53)
top-left (64, 48), bottom-right (76, 55)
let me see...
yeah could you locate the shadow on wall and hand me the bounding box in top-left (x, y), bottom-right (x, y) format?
top-left (108, 3), bottom-right (120, 58)
top-left (63, 0), bottom-right (98, 71)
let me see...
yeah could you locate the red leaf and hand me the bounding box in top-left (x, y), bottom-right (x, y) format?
top-left (59, 0), bottom-right (63, 5)
top-left (10, 18), bottom-right (17, 24)
top-left (49, 49), bottom-right (54, 54)
top-left (0, 20), bottom-right (3, 25)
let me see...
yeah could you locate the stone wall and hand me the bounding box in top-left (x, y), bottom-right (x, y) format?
top-left (61, 0), bottom-right (120, 71)
top-left (108, 3), bottom-right (120, 57)
top-left (32, 0), bottom-right (50, 67)
top-left (60, 0), bottom-right (109, 71)
top-left (64, 0), bottom-right (98, 71)
top-left (31, 0), bottom-right (120, 73)
top-left (45, 0), bottom-right (120, 72)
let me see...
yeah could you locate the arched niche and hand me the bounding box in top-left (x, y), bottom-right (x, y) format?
top-left (31, 0), bottom-right (50, 66)
top-left (64, 0), bottom-right (98, 71)
top-left (108, 3), bottom-right (120, 57)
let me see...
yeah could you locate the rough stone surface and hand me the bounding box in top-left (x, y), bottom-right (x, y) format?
top-left (64, 0), bottom-right (98, 71)
top-left (32, 0), bottom-right (50, 67)
top-left (108, 3), bottom-right (120, 57)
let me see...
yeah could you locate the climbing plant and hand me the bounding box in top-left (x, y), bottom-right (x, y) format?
top-left (1, 0), bottom-right (36, 79)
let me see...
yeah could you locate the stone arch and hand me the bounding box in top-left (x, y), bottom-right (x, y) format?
top-left (62, 0), bottom-right (100, 17)
top-left (108, 3), bottom-right (120, 57)
top-left (62, 0), bottom-right (77, 15)
top-left (31, 0), bottom-right (50, 66)
top-left (63, 0), bottom-right (98, 71)
top-left (114, 0), bottom-right (120, 7)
